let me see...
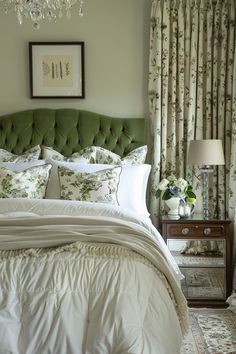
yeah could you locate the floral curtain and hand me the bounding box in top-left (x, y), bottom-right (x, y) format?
top-left (148, 0), bottom-right (236, 286)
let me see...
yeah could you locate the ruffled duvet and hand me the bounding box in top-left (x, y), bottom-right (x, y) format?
top-left (0, 198), bottom-right (188, 354)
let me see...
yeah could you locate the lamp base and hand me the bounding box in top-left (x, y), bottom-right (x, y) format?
top-left (201, 166), bottom-right (213, 220)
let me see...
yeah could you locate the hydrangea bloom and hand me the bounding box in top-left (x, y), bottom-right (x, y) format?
top-left (155, 175), bottom-right (196, 204)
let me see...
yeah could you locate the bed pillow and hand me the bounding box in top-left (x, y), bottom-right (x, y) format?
top-left (41, 146), bottom-right (96, 163)
top-left (95, 145), bottom-right (148, 165)
top-left (58, 165), bottom-right (121, 204)
top-left (0, 164), bottom-right (52, 199)
top-left (0, 145), bottom-right (41, 162)
top-left (42, 145), bottom-right (148, 165)
top-left (46, 160), bottom-right (151, 217)
top-left (117, 163), bottom-right (151, 217)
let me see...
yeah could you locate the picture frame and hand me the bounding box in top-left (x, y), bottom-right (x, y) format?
top-left (29, 42), bottom-right (85, 99)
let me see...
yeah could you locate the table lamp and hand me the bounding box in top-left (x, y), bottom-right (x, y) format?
top-left (187, 139), bottom-right (225, 219)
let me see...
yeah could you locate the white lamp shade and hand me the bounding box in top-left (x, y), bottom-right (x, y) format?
top-left (188, 139), bottom-right (225, 166)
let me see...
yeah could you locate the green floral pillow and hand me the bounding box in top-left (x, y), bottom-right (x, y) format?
top-left (58, 165), bottom-right (121, 204)
top-left (0, 145), bottom-right (41, 162)
top-left (41, 146), bottom-right (96, 163)
top-left (94, 145), bottom-right (148, 164)
top-left (42, 145), bottom-right (147, 165)
top-left (0, 164), bottom-right (52, 199)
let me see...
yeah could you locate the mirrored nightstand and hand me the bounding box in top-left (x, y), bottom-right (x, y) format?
top-left (161, 214), bottom-right (232, 307)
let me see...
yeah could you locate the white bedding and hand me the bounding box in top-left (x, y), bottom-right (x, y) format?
top-left (0, 198), bottom-right (188, 354)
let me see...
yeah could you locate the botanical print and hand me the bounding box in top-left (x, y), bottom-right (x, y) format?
top-left (148, 0), bottom-right (236, 289)
top-left (42, 146), bottom-right (96, 163)
top-left (42, 145), bottom-right (148, 165)
top-left (94, 147), bottom-right (121, 165)
top-left (58, 165), bottom-right (121, 204)
top-left (148, 0), bottom-right (236, 223)
top-left (121, 146), bottom-right (148, 165)
top-left (42, 55), bottom-right (73, 87)
top-left (68, 146), bottom-right (96, 163)
top-left (0, 164), bottom-right (52, 198)
top-left (95, 145), bottom-right (148, 164)
top-left (0, 145), bottom-right (41, 162)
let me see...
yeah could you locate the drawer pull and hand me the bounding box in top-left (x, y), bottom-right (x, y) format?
top-left (204, 228), bottom-right (211, 235)
top-left (182, 228), bottom-right (189, 235)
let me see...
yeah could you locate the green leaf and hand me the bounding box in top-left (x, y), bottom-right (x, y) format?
top-left (155, 189), bottom-right (162, 198)
top-left (186, 190), bottom-right (196, 198)
top-left (162, 190), bottom-right (172, 200)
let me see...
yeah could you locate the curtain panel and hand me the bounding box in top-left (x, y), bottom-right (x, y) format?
top-left (148, 0), bottom-right (236, 287)
top-left (148, 0), bottom-right (236, 221)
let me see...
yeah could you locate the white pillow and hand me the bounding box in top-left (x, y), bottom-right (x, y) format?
top-left (46, 160), bottom-right (151, 217)
top-left (118, 164), bottom-right (151, 217)
top-left (0, 145), bottom-right (41, 162)
top-left (0, 164), bottom-right (52, 199)
top-left (58, 165), bottom-right (121, 204)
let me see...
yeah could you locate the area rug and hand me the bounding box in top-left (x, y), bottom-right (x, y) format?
top-left (181, 308), bottom-right (236, 354)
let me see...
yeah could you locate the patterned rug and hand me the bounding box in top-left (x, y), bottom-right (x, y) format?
top-left (181, 308), bottom-right (236, 354)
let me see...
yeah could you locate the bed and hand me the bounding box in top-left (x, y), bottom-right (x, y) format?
top-left (0, 109), bottom-right (188, 354)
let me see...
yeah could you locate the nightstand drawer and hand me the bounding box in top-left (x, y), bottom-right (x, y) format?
top-left (166, 224), bottom-right (225, 238)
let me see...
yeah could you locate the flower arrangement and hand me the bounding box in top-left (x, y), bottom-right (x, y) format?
top-left (155, 175), bottom-right (196, 204)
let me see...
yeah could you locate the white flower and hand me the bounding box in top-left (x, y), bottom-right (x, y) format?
top-left (155, 174), bottom-right (196, 203)
top-left (175, 178), bottom-right (188, 192)
top-left (157, 178), bottom-right (169, 191)
top-left (167, 175), bottom-right (177, 183)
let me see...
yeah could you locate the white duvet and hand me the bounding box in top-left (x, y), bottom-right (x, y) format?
top-left (0, 199), bottom-right (188, 354)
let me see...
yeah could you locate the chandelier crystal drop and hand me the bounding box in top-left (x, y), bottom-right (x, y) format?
top-left (1, 0), bottom-right (85, 29)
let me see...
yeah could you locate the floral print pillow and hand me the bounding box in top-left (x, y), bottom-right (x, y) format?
top-left (42, 145), bottom-right (148, 165)
top-left (0, 145), bottom-right (41, 162)
top-left (95, 145), bottom-right (148, 164)
top-left (0, 164), bottom-right (52, 199)
top-left (42, 146), bottom-right (96, 163)
top-left (58, 165), bottom-right (121, 204)
top-left (121, 146), bottom-right (148, 165)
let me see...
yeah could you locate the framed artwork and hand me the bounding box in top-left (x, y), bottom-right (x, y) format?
top-left (29, 42), bottom-right (85, 99)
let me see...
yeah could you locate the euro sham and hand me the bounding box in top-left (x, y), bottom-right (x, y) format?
top-left (0, 145), bottom-right (41, 162)
top-left (41, 146), bottom-right (96, 163)
top-left (0, 164), bottom-right (52, 199)
top-left (95, 145), bottom-right (148, 164)
top-left (42, 145), bottom-right (148, 165)
top-left (58, 165), bottom-right (121, 204)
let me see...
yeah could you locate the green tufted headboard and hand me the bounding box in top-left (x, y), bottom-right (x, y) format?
top-left (0, 109), bottom-right (145, 157)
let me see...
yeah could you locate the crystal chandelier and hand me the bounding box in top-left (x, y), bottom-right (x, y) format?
top-left (1, 0), bottom-right (85, 29)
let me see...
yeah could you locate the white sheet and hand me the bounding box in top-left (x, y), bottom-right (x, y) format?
top-left (0, 198), bottom-right (188, 354)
